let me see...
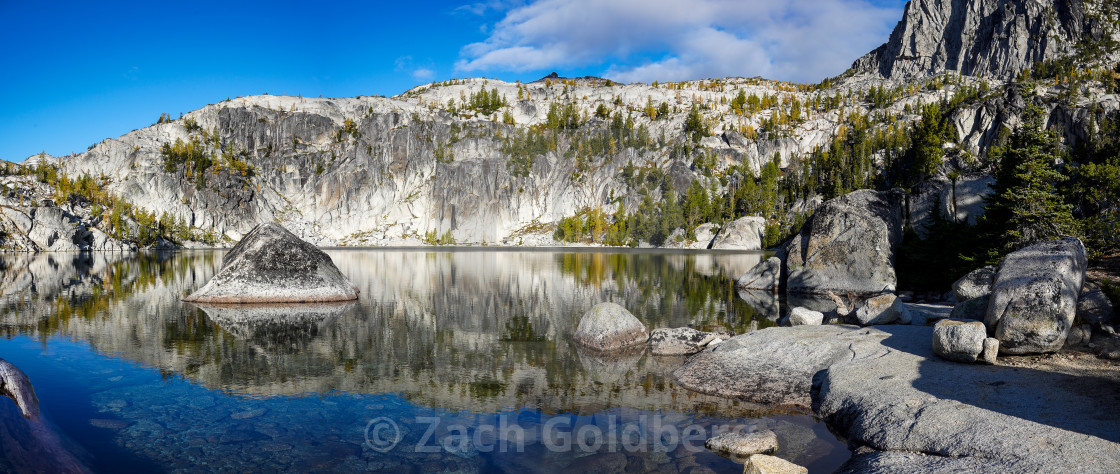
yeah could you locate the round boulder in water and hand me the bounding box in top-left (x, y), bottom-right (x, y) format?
top-left (574, 303), bottom-right (649, 352)
top-left (184, 223), bottom-right (359, 304)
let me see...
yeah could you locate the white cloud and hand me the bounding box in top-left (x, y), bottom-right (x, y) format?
top-left (396, 56), bottom-right (437, 83)
top-left (453, 0), bottom-right (526, 16)
top-left (455, 0), bottom-right (902, 83)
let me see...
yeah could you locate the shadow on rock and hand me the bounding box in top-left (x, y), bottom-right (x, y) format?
top-left (813, 325), bottom-right (1120, 472)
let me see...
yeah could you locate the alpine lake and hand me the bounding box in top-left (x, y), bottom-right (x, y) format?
top-left (0, 248), bottom-right (849, 473)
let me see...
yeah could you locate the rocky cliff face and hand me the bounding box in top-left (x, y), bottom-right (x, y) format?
top-left (2, 1), bottom-right (1116, 250)
top-left (853, 0), bottom-right (1120, 80)
top-left (31, 78), bottom-right (898, 246)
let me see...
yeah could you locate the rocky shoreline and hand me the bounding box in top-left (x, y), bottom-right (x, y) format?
top-left (674, 325), bottom-right (1120, 472)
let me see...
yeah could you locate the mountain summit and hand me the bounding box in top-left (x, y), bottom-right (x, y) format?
top-left (853, 0), bottom-right (1120, 80)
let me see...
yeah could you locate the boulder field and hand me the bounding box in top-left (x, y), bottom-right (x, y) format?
top-left (719, 186), bottom-right (1118, 471)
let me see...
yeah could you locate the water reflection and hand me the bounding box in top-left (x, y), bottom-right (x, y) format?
top-left (0, 249), bottom-right (776, 415)
top-left (0, 249), bottom-right (860, 472)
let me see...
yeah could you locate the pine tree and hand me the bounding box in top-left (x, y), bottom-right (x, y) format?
top-left (983, 105), bottom-right (1079, 253)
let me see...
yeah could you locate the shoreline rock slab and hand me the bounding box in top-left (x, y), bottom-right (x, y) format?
top-left (785, 189), bottom-right (904, 295)
top-left (678, 324), bottom-right (1120, 472)
top-left (184, 223), bottom-right (359, 304)
top-left (814, 325), bottom-right (1120, 473)
top-left (672, 325), bottom-right (867, 409)
top-left (574, 303), bottom-right (649, 352)
top-left (985, 238), bottom-right (1087, 354)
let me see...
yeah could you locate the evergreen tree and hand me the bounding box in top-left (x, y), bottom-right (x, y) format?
top-left (983, 105), bottom-right (1079, 253)
top-left (684, 106), bottom-right (708, 143)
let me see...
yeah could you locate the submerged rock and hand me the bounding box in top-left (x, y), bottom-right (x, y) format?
top-left (985, 238), bottom-right (1087, 354)
top-left (785, 190), bottom-right (904, 295)
top-left (573, 303), bottom-right (649, 352)
top-left (736, 257), bottom-right (782, 293)
top-left (704, 430), bottom-right (778, 456)
top-left (710, 216), bottom-right (765, 250)
top-left (184, 223), bottom-right (359, 304)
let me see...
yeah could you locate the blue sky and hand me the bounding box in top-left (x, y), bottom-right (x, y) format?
top-left (0, 0), bottom-right (906, 161)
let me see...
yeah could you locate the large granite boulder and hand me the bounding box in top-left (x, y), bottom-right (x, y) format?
top-left (737, 257), bottom-right (781, 292)
top-left (184, 223), bottom-right (359, 303)
top-left (710, 216), bottom-right (765, 250)
top-left (573, 303), bottom-right (649, 352)
top-left (785, 189), bottom-right (904, 295)
top-left (952, 266), bottom-right (996, 302)
top-left (985, 238), bottom-right (1087, 354)
top-left (694, 223), bottom-right (719, 249)
top-left (932, 319), bottom-right (986, 362)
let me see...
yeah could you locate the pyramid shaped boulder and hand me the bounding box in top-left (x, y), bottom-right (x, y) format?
top-left (184, 223), bottom-right (358, 304)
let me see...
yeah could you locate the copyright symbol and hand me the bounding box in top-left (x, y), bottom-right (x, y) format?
top-left (364, 417), bottom-right (401, 453)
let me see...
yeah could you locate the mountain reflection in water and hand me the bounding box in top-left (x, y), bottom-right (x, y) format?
top-left (0, 249), bottom-right (847, 472)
